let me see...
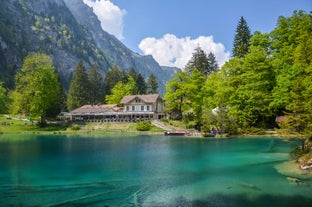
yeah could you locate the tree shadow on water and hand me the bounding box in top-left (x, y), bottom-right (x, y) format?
top-left (149, 194), bottom-right (312, 207)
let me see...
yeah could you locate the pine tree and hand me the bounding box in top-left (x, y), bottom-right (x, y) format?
top-left (185, 47), bottom-right (210, 76)
top-left (103, 65), bottom-right (128, 100)
top-left (67, 60), bottom-right (90, 111)
top-left (147, 74), bottom-right (158, 94)
top-left (232, 16), bottom-right (252, 58)
top-left (88, 64), bottom-right (103, 104)
top-left (128, 67), bottom-right (147, 94)
top-left (207, 52), bottom-right (219, 73)
top-left (136, 73), bottom-right (147, 94)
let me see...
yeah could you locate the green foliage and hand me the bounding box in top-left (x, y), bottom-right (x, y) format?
top-left (271, 11), bottom-right (312, 136)
top-left (136, 121), bottom-right (152, 131)
top-left (0, 83), bottom-right (9, 113)
top-left (229, 42), bottom-right (275, 128)
top-left (103, 65), bottom-right (128, 100)
top-left (128, 68), bottom-right (147, 94)
top-left (67, 60), bottom-right (90, 111)
top-left (201, 107), bottom-right (238, 135)
top-left (232, 16), bottom-right (252, 58)
top-left (185, 47), bottom-right (212, 76)
top-left (88, 64), bottom-right (104, 104)
top-left (290, 137), bottom-right (312, 159)
top-left (105, 77), bottom-right (136, 105)
top-left (207, 52), bottom-right (219, 73)
top-left (184, 69), bottom-right (205, 123)
top-left (165, 10), bottom-right (312, 136)
top-left (10, 53), bottom-right (62, 120)
top-left (164, 70), bottom-right (188, 119)
top-left (147, 74), bottom-right (158, 94)
top-left (70, 124), bottom-right (81, 131)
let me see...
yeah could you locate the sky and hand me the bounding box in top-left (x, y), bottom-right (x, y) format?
top-left (83, 0), bottom-right (311, 68)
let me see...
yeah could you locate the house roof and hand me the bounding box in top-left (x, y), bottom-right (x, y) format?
top-left (120, 94), bottom-right (161, 104)
top-left (70, 104), bottom-right (120, 114)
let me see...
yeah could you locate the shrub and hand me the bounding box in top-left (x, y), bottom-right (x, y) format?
top-left (136, 121), bottom-right (152, 131)
top-left (71, 124), bottom-right (80, 131)
top-left (186, 121), bottom-right (196, 129)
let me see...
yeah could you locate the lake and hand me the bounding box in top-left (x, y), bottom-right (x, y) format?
top-left (0, 135), bottom-right (311, 207)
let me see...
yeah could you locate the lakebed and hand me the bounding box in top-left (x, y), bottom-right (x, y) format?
top-left (0, 134), bottom-right (311, 206)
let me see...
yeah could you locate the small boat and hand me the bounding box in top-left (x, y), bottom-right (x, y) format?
top-left (164, 131), bottom-right (187, 136)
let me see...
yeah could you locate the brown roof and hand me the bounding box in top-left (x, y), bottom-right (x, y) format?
top-left (70, 104), bottom-right (121, 114)
top-left (120, 94), bottom-right (161, 104)
top-left (275, 116), bottom-right (287, 123)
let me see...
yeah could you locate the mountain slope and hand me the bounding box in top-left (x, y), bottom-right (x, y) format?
top-left (0, 0), bottom-right (178, 93)
top-left (0, 0), bottom-right (110, 89)
top-left (63, 0), bottom-right (179, 93)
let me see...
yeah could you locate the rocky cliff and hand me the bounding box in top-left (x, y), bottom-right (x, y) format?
top-left (0, 0), bottom-right (178, 93)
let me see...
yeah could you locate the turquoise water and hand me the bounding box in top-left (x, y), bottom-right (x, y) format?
top-left (0, 135), bottom-right (311, 207)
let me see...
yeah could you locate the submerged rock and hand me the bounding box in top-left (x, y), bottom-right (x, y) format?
top-left (286, 177), bottom-right (303, 184)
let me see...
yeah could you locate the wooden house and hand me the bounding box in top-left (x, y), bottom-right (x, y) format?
top-left (67, 94), bottom-right (165, 122)
top-left (120, 94), bottom-right (165, 120)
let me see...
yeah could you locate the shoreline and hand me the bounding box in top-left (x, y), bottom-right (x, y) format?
top-left (275, 160), bottom-right (312, 180)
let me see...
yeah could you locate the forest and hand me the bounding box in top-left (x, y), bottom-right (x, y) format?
top-left (164, 11), bottom-right (312, 137)
top-left (0, 10), bottom-right (311, 139)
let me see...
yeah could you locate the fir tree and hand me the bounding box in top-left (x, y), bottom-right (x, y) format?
top-left (147, 74), bottom-right (158, 94)
top-left (136, 73), bottom-right (147, 94)
top-left (207, 52), bottom-right (219, 73)
top-left (103, 65), bottom-right (128, 100)
top-left (232, 16), bottom-right (252, 58)
top-left (88, 64), bottom-right (103, 104)
top-left (185, 47), bottom-right (210, 76)
top-left (67, 60), bottom-right (90, 111)
top-left (128, 67), bottom-right (147, 94)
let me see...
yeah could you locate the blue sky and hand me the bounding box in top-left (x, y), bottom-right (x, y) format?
top-left (84, 0), bottom-right (311, 68)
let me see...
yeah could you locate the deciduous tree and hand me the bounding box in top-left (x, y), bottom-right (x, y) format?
top-left (164, 71), bottom-right (188, 119)
top-left (0, 83), bottom-right (9, 113)
top-left (103, 65), bottom-right (128, 100)
top-left (11, 53), bottom-right (61, 124)
top-left (105, 77), bottom-right (137, 105)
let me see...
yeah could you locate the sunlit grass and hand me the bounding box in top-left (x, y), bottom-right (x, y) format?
top-left (0, 114), bottom-right (67, 134)
top-left (0, 115), bottom-right (165, 135)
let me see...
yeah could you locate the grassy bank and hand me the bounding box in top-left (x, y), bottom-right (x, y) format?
top-left (0, 114), bottom-right (165, 135)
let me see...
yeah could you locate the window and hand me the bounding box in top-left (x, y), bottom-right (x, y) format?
top-left (146, 106), bottom-right (150, 111)
top-left (132, 106), bottom-right (135, 111)
top-left (126, 106), bottom-right (129, 111)
top-left (141, 105), bottom-right (144, 111)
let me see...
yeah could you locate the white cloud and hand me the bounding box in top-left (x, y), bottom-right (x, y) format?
top-left (83, 0), bottom-right (126, 40)
top-left (138, 34), bottom-right (230, 69)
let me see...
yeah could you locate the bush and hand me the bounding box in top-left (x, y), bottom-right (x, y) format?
top-left (186, 121), bottom-right (196, 129)
top-left (71, 124), bottom-right (80, 131)
top-left (136, 121), bottom-right (152, 131)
